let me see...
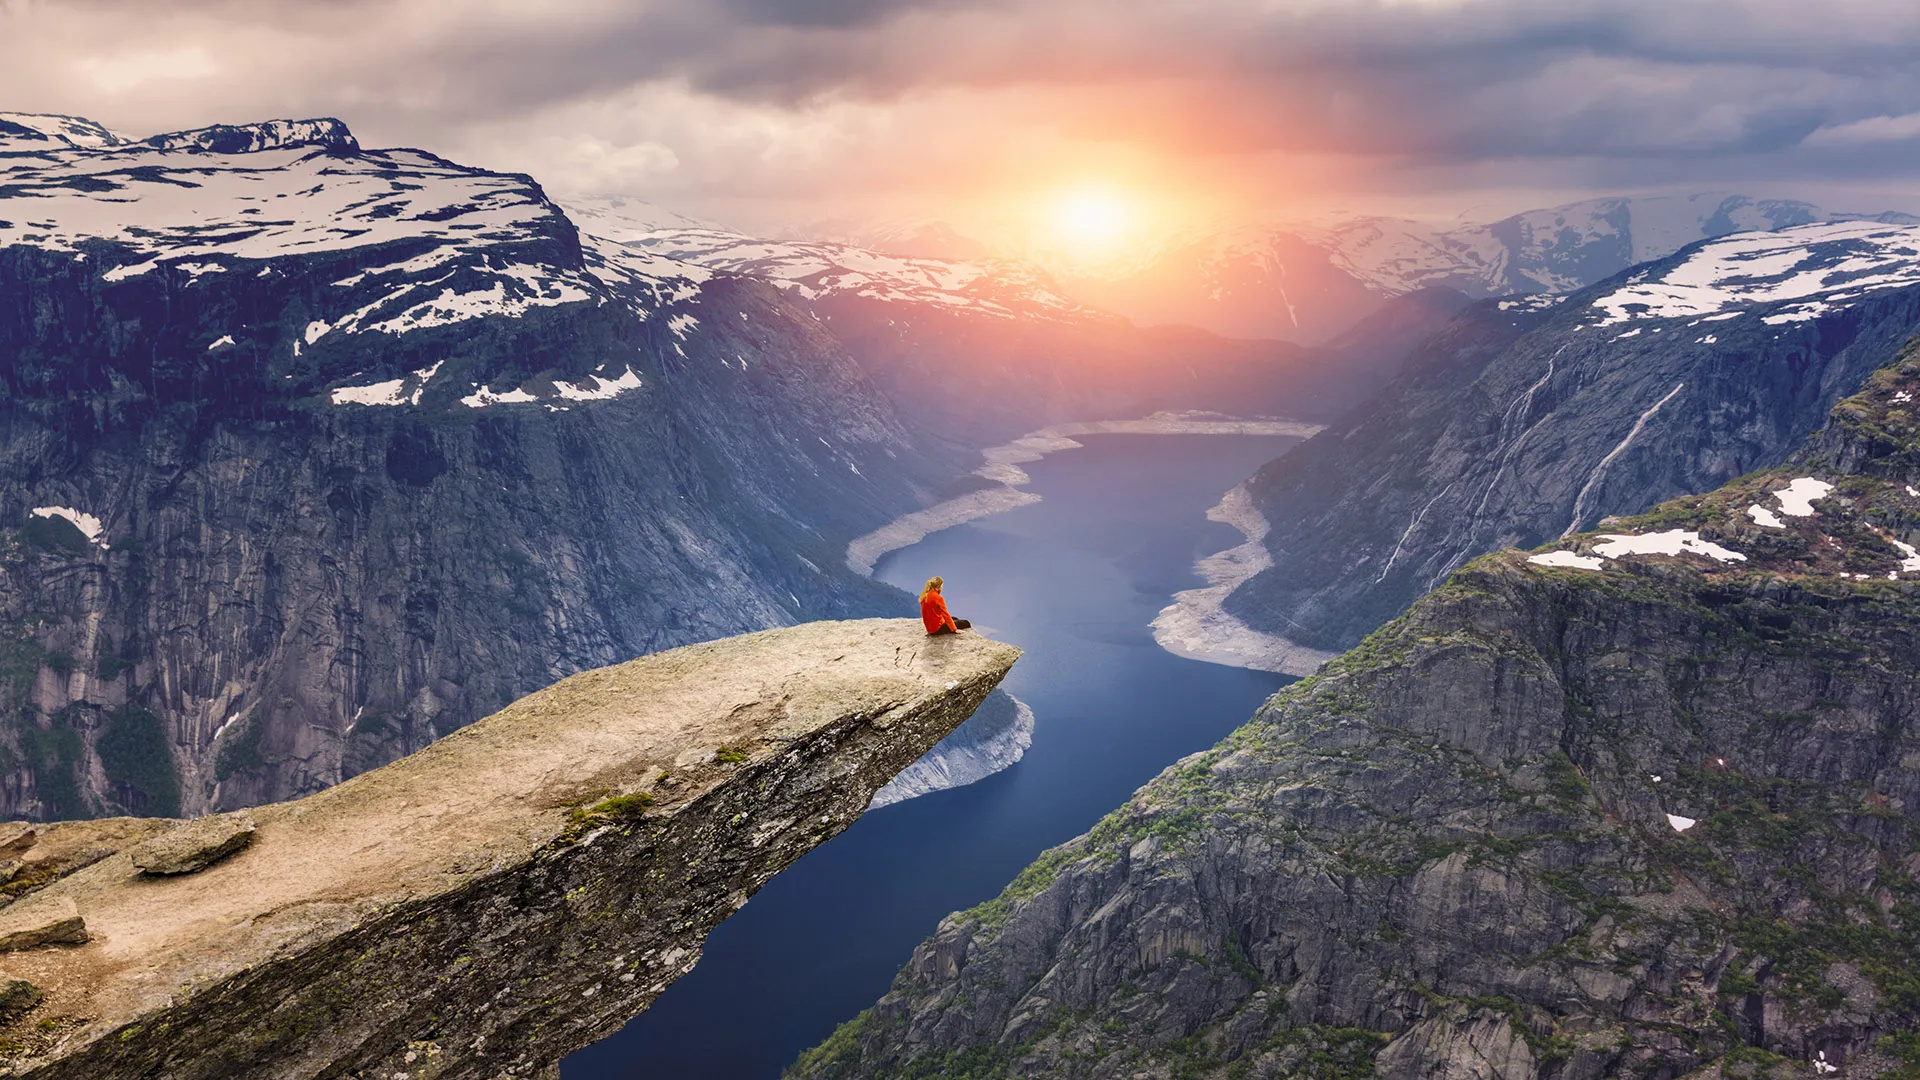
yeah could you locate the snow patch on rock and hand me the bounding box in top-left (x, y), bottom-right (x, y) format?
top-left (553, 368), bottom-right (644, 402)
top-left (330, 361), bottom-right (444, 407)
top-left (1591, 530), bottom-right (1747, 563)
top-left (330, 378), bottom-right (409, 407)
top-left (1891, 537), bottom-right (1920, 573)
top-left (31, 506), bottom-right (103, 543)
top-left (1774, 477), bottom-right (1834, 517)
top-left (1528, 550), bottom-right (1605, 570)
top-left (1530, 528), bottom-right (1749, 575)
top-left (460, 385), bottom-right (540, 408)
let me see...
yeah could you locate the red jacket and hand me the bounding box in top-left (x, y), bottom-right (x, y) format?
top-left (920, 590), bottom-right (958, 634)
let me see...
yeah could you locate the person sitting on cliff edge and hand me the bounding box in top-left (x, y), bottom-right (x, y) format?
top-left (920, 576), bottom-right (971, 635)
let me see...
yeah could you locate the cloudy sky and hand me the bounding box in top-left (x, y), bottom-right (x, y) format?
top-left (6, 0), bottom-right (1920, 239)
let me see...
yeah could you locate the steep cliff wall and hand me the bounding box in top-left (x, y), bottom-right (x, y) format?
top-left (0, 121), bottom-right (967, 818)
top-left (0, 619), bottom-right (1019, 1079)
top-left (794, 355), bottom-right (1920, 1078)
top-left (1226, 223), bottom-right (1920, 663)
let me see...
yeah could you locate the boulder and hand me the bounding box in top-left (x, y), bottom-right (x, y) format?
top-left (0, 979), bottom-right (41, 1023)
top-left (130, 812), bottom-right (257, 875)
top-left (0, 824), bottom-right (35, 860)
top-left (0, 896), bottom-right (86, 952)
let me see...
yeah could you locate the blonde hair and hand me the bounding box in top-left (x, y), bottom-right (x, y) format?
top-left (920, 576), bottom-right (943, 599)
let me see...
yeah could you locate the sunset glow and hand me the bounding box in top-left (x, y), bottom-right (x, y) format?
top-left (1050, 187), bottom-right (1135, 256)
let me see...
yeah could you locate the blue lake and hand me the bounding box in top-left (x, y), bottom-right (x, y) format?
top-left (565, 432), bottom-right (1301, 1079)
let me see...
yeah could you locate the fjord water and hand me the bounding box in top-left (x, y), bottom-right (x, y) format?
top-left (565, 433), bottom-right (1300, 1079)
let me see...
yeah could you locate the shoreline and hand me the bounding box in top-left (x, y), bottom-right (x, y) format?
top-left (1150, 484), bottom-right (1339, 677)
top-left (847, 412), bottom-right (1325, 809)
top-left (846, 412), bottom-right (1326, 576)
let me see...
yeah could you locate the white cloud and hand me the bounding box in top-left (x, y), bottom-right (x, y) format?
top-left (1806, 112), bottom-right (1920, 146)
top-left (77, 45), bottom-right (219, 93)
top-left (540, 135), bottom-right (682, 194)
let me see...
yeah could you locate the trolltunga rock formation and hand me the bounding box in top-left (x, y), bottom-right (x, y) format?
top-left (0, 618), bottom-right (1017, 1079)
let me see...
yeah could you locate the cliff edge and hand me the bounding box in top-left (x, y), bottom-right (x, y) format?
top-left (0, 618), bottom-right (1019, 1079)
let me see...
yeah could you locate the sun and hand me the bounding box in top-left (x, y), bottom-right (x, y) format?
top-left (1051, 188), bottom-right (1134, 255)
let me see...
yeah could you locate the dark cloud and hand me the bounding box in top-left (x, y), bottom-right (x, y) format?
top-left (717, 0), bottom-right (979, 30)
top-left (5, 0), bottom-right (1920, 222)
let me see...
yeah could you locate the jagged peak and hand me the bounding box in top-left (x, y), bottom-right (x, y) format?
top-left (138, 117), bottom-right (358, 155)
top-left (0, 111), bottom-right (129, 150)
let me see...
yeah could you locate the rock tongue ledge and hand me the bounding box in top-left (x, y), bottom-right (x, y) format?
top-left (0, 618), bottom-right (1017, 1080)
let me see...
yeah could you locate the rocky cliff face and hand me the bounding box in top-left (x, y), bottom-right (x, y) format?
top-left (0, 619), bottom-right (1019, 1080)
top-left (792, 353), bottom-right (1920, 1078)
top-left (0, 114), bottom-right (968, 818)
top-left (1226, 221), bottom-right (1920, 664)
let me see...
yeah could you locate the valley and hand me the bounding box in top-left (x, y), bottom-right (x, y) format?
top-left (568, 432), bottom-right (1302, 1078)
top-left (793, 345), bottom-right (1920, 1080)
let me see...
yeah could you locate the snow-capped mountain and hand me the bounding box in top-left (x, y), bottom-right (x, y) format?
top-left (1315, 192), bottom-right (1920, 299)
top-left (0, 111), bottom-right (971, 817)
top-left (0, 111), bottom-right (129, 150)
top-left (797, 217), bottom-right (992, 262)
top-left (1224, 218), bottom-right (1920, 662)
top-left (957, 193), bottom-right (1920, 344)
top-left (622, 225), bottom-right (1100, 322)
top-left (562, 195), bottom-right (711, 241)
top-left (1061, 225), bottom-right (1387, 344)
top-left (5, 114), bottom-right (615, 372)
top-left (1582, 219), bottom-right (1920, 327)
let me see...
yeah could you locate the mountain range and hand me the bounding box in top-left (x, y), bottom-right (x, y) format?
top-left (830, 194), bottom-right (1920, 344)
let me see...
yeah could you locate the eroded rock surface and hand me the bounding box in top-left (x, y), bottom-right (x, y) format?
top-left (0, 619), bottom-right (1017, 1079)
